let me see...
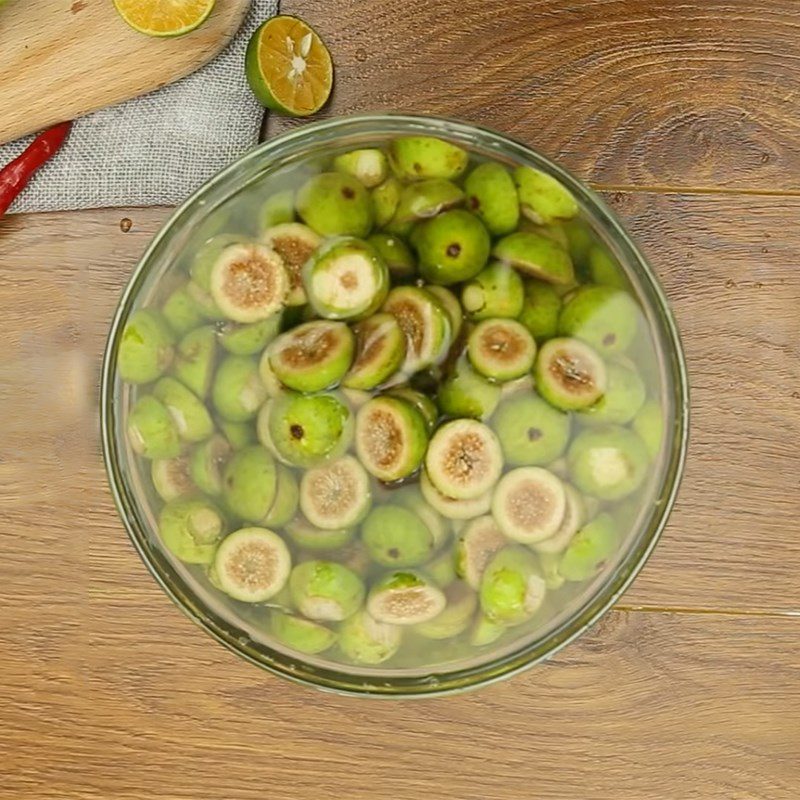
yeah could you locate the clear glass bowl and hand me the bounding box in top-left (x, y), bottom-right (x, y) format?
top-left (101, 114), bottom-right (689, 697)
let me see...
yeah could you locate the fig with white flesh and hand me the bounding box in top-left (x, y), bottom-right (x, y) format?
top-left (127, 395), bottom-right (182, 460)
top-left (269, 320), bottom-right (354, 392)
top-left (390, 179), bottom-right (464, 225)
top-left (303, 237), bottom-right (389, 320)
top-left (492, 392), bottom-right (571, 466)
top-left (289, 560), bottom-right (365, 621)
top-left (419, 468), bottom-right (492, 520)
top-left (343, 313), bottom-right (407, 390)
top-left (361, 503), bottom-right (437, 567)
top-left (371, 177), bottom-right (401, 228)
top-left (425, 419), bottom-right (503, 500)
top-left (162, 282), bottom-right (206, 336)
top-left (262, 392), bottom-right (352, 468)
top-left (189, 434), bottom-right (231, 496)
top-left (437, 357), bottom-right (501, 421)
top-left (367, 232), bottom-right (416, 281)
top-left (153, 376), bottom-right (214, 443)
top-left (513, 166), bottom-right (578, 224)
top-left (415, 583), bottom-right (478, 639)
top-left (492, 466), bottom-right (566, 543)
top-left (118, 309), bottom-right (174, 384)
top-left (531, 484), bottom-right (586, 554)
top-left (464, 161), bottom-right (520, 236)
top-left (558, 285), bottom-right (640, 355)
top-left (518, 278), bottom-right (562, 341)
top-left (151, 456), bottom-right (194, 502)
top-left (296, 172), bottom-right (374, 237)
top-left (333, 148), bottom-right (388, 188)
top-left (461, 261), bottom-right (524, 321)
top-left (299, 455), bottom-right (372, 530)
top-left (537, 551), bottom-right (565, 590)
top-left (567, 425), bottom-right (649, 500)
top-left (261, 222), bottom-right (321, 306)
top-left (480, 545), bottom-right (546, 626)
top-left (413, 209), bottom-right (491, 286)
top-left (559, 513), bottom-right (618, 582)
top-left (425, 284), bottom-right (463, 341)
top-left (159, 498), bottom-right (226, 564)
top-left (172, 325), bottom-right (216, 399)
top-left (386, 386), bottom-right (438, 433)
top-left (285, 516), bottom-right (355, 551)
top-left (534, 337), bottom-right (607, 411)
top-left (387, 136), bottom-right (469, 182)
top-left (222, 444), bottom-right (277, 522)
top-left (218, 314), bottom-right (282, 356)
top-left (469, 613), bottom-right (505, 647)
top-left (367, 571), bottom-right (447, 625)
top-left (382, 286), bottom-right (451, 373)
top-left (209, 243), bottom-right (289, 323)
top-left (580, 360), bottom-right (645, 425)
top-left (492, 231), bottom-right (574, 285)
top-left (467, 318), bottom-right (536, 382)
top-left (213, 527), bottom-right (291, 602)
top-left (355, 395), bottom-right (429, 482)
top-left (339, 610), bottom-right (402, 664)
top-left (455, 514), bottom-right (509, 590)
top-left (212, 355), bottom-right (267, 421)
top-left (262, 465), bottom-right (300, 527)
top-left (271, 610), bottom-right (338, 655)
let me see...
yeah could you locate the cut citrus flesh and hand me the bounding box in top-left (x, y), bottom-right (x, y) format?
top-left (246, 15), bottom-right (333, 117)
top-left (113, 0), bottom-right (215, 37)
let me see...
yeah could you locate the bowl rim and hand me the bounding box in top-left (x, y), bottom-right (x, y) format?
top-left (101, 112), bottom-right (690, 697)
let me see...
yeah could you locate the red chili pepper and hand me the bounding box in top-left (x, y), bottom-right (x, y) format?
top-left (0, 121), bottom-right (72, 217)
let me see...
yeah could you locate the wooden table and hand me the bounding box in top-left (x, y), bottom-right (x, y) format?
top-left (2, 2), bottom-right (799, 797)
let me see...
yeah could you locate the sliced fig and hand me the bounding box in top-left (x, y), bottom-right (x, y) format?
top-left (151, 455), bottom-right (194, 502)
top-left (366, 571), bottom-right (447, 625)
top-left (415, 583), bottom-right (478, 640)
top-left (467, 318), bottom-right (536, 382)
top-left (343, 313), bottom-right (407, 390)
top-left (454, 514), bottom-right (509, 590)
top-left (289, 560), bottom-right (366, 621)
top-left (425, 419), bottom-right (503, 500)
top-left (213, 527), bottom-right (291, 602)
top-left (209, 243), bottom-right (289, 323)
top-left (261, 222), bottom-right (321, 305)
top-left (534, 336), bottom-right (607, 411)
top-left (189, 434), bottom-right (231, 496)
top-left (299, 455), bottom-right (372, 530)
top-left (355, 395), bottom-right (429, 482)
top-left (532, 484), bottom-right (586, 554)
top-left (492, 231), bottom-right (574, 285)
top-left (419, 469), bottom-right (492, 520)
top-left (480, 545), bottom-right (546, 625)
top-left (491, 466), bottom-right (566, 543)
top-left (425, 284), bottom-right (464, 341)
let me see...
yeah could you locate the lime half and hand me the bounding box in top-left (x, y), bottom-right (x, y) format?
top-left (113, 0), bottom-right (216, 37)
top-left (245, 15), bottom-right (333, 117)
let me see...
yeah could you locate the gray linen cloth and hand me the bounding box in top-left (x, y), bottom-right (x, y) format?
top-left (0, 0), bottom-right (277, 213)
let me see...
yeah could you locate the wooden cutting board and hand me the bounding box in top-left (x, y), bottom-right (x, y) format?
top-left (0, 0), bottom-right (251, 145)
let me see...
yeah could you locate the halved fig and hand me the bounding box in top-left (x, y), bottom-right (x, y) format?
top-left (172, 325), bottom-right (216, 399)
top-left (415, 583), bottom-right (478, 640)
top-left (387, 136), bottom-right (469, 182)
top-left (189, 434), bottom-right (231, 496)
top-left (270, 610), bottom-right (338, 655)
top-left (261, 222), bottom-right (321, 305)
top-left (386, 386), bottom-right (439, 433)
top-left (455, 514), bottom-right (509, 590)
top-left (460, 261), bottom-right (524, 321)
top-left (425, 419), bottom-right (503, 500)
top-left (285, 516), bottom-right (355, 551)
top-left (513, 166), bottom-right (578, 224)
top-left (299, 455), bottom-right (372, 530)
top-left (333, 148), bottom-right (389, 188)
top-left (531, 484), bottom-right (586, 554)
top-left (425, 284), bottom-right (464, 341)
top-left (213, 527), bottom-right (291, 602)
top-left (491, 466), bottom-right (566, 543)
top-left (209, 243), bottom-right (289, 323)
top-left (467, 318), bottom-right (536, 382)
top-left (289, 559), bottom-right (365, 621)
top-left (153, 376), bottom-right (214, 443)
top-left (159, 498), bottom-right (225, 564)
top-left (269, 320), bottom-right (354, 392)
top-left (390, 178), bottom-right (464, 225)
top-left (492, 231), bottom-right (574, 285)
top-left (366, 571), bottom-right (447, 625)
top-left (339, 610), bottom-right (402, 664)
top-left (367, 232), bottom-right (416, 281)
top-left (355, 395), bottom-right (429, 482)
top-left (382, 286), bottom-right (451, 373)
top-left (151, 455), bottom-right (194, 502)
top-left (558, 513), bottom-right (619, 582)
top-left (343, 313), bottom-right (407, 390)
top-left (534, 336), bottom-right (607, 411)
top-left (262, 465), bottom-right (300, 527)
top-left (480, 545), bottom-right (546, 625)
top-left (222, 444), bottom-right (277, 523)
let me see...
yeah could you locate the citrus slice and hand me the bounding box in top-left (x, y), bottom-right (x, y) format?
top-left (245, 15), bottom-right (333, 117)
top-left (113, 0), bottom-right (216, 37)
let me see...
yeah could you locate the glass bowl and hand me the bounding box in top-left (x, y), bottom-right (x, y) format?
top-left (101, 114), bottom-right (689, 697)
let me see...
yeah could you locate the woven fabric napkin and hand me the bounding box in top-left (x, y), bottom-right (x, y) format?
top-left (0, 0), bottom-right (277, 214)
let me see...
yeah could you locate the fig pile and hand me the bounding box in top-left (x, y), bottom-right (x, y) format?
top-left (117, 136), bottom-right (664, 667)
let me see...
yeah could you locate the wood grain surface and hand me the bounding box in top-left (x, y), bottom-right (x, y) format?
top-left (3, 0), bottom-right (800, 796)
top-left (0, 0), bottom-right (250, 145)
top-left (270, 0), bottom-right (800, 192)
